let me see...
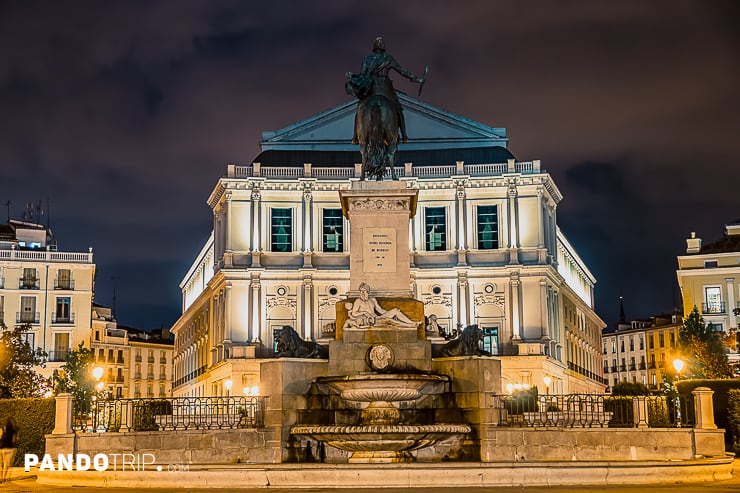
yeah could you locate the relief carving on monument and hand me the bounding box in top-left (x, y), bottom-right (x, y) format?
top-left (349, 198), bottom-right (409, 212)
top-left (342, 282), bottom-right (419, 330)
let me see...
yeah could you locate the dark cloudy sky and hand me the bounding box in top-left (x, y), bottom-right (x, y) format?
top-left (1, 1), bottom-right (739, 330)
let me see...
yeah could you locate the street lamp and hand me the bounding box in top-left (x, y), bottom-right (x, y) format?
top-left (672, 358), bottom-right (685, 378)
top-left (672, 358), bottom-right (685, 427)
top-left (92, 366), bottom-right (104, 381)
top-left (224, 379), bottom-right (233, 397)
top-left (543, 376), bottom-right (552, 395)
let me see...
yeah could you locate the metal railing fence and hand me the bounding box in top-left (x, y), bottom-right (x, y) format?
top-left (72, 396), bottom-right (263, 433)
top-left (491, 393), bottom-right (693, 428)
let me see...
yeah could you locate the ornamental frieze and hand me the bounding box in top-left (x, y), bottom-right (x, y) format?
top-left (349, 198), bottom-right (409, 212)
top-left (422, 294), bottom-right (452, 307)
top-left (474, 294), bottom-right (505, 307)
top-left (266, 296), bottom-right (297, 311)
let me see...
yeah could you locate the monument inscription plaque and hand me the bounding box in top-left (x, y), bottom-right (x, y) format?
top-left (363, 228), bottom-right (396, 273)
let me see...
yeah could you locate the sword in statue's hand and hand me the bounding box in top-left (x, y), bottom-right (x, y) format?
top-left (417, 65), bottom-right (429, 97)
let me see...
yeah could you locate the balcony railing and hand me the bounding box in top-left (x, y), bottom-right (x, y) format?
top-left (648, 362), bottom-right (656, 369)
top-left (610, 365), bottom-right (617, 372)
top-left (146, 373), bottom-right (155, 380)
top-left (702, 301), bottom-right (726, 314)
top-left (117, 356), bottom-right (125, 364)
top-left (159, 373), bottom-right (167, 381)
top-left (134, 373), bottom-right (142, 380)
top-left (629, 364), bottom-right (636, 371)
top-left (52, 312), bottom-right (75, 324)
top-left (116, 376), bottom-right (125, 383)
top-left (135, 355), bottom-right (142, 362)
top-left (48, 350), bottom-right (71, 362)
top-left (147, 357), bottom-right (155, 364)
top-left (619, 364), bottom-right (627, 372)
top-left (160, 357), bottom-right (167, 364)
top-left (639, 363), bottom-right (646, 370)
top-left (16, 312), bottom-right (40, 324)
top-left (603, 366), bottom-right (609, 374)
top-left (566, 362), bottom-right (607, 384)
top-left (72, 396), bottom-right (264, 432)
top-left (228, 160), bottom-right (543, 181)
top-left (19, 278), bottom-right (39, 289)
top-left (54, 279), bottom-right (75, 290)
top-left (0, 248), bottom-right (93, 263)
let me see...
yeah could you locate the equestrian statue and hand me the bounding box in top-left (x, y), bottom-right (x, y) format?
top-left (346, 37), bottom-right (427, 181)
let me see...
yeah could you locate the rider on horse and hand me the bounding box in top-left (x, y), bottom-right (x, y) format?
top-left (348, 37), bottom-right (424, 144)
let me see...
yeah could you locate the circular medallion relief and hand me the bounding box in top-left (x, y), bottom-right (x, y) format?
top-left (276, 286), bottom-right (287, 296)
top-left (367, 344), bottom-right (395, 371)
top-left (484, 283), bottom-right (496, 294)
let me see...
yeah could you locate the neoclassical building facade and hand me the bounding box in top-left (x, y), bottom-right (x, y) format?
top-left (170, 95), bottom-right (606, 397)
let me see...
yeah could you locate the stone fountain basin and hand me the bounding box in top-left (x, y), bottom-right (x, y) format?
top-left (290, 424), bottom-right (471, 453)
top-left (318, 374), bottom-right (449, 403)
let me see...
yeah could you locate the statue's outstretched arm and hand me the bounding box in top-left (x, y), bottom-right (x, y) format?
top-left (390, 56), bottom-right (422, 83)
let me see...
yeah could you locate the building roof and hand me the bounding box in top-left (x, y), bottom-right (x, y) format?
top-left (700, 233), bottom-right (740, 254)
top-left (252, 146), bottom-right (516, 168)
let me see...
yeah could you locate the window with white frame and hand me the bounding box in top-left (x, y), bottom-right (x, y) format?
top-left (270, 208), bottom-right (292, 252)
top-left (704, 286), bottom-right (723, 313)
top-left (424, 207), bottom-right (446, 251)
top-left (322, 208), bottom-right (343, 252)
top-left (54, 297), bottom-right (71, 323)
top-left (476, 205), bottom-right (499, 249)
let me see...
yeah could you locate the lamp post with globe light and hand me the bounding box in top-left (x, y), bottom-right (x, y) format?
top-left (543, 376), bottom-right (552, 395)
top-left (673, 358), bottom-right (685, 427)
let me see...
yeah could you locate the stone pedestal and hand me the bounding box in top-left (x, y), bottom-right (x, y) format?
top-left (340, 181), bottom-right (418, 298)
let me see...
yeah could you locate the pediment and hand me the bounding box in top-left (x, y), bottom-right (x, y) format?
top-left (260, 94), bottom-right (508, 152)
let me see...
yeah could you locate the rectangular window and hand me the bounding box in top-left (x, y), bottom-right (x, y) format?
top-left (21, 268), bottom-right (38, 289)
top-left (425, 207), bottom-right (446, 251)
top-left (629, 337), bottom-right (634, 351)
top-left (639, 336), bottom-right (644, 350)
top-left (481, 326), bottom-right (499, 356)
top-left (659, 332), bottom-right (664, 348)
top-left (20, 296), bottom-right (36, 323)
top-left (476, 205), bottom-right (499, 250)
top-left (55, 297), bottom-right (71, 323)
top-left (704, 286), bottom-right (723, 313)
top-left (649, 334), bottom-right (654, 349)
top-left (21, 331), bottom-right (34, 348)
top-left (322, 208), bottom-right (343, 252)
top-left (53, 333), bottom-right (70, 361)
top-left (56, 269), bottom-right (72, 290)
top-left (270, 208), bottom-right (292, 252)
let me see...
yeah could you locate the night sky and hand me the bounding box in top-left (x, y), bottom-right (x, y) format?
top-left (1, 1), bottom-right (739, 331)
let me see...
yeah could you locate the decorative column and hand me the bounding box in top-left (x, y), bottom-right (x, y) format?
top-left (632, 396), bottom-right (649, 428)
top-left (726, 278), bottom-right (736, 329)
top-left (507, 179), bottom-right (519, 265)
top-left (301, 181), bottom-right (314, 268)
top-left (250, 274), bottom-right (262, 343)
top-left (251, 186), bottom-right (262, 268)
top-left (224, 190), bottom-right (234, 268)
top-left (510, 271), bottom-right (522, 340)
top-left (457, 271), bottom-right (470, 328)
top-left (455, 180), bottom-right (468, 266)
top-left (224, 283), bottom-right (233, 344)
top-left (540, 280), bottom-right (550, 340)
top-left (302, 275), bottom-right (314, 340)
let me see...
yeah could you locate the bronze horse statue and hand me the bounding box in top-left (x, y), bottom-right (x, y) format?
top-left (354, 93), bottom-right (399, 181)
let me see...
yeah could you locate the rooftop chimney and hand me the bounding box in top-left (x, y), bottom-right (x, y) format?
top-left (726, 223), bottom-right (740, 237)
top-left (686, 232), bottom-right (702, 254)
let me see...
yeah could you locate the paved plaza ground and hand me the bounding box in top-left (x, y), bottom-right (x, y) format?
top-left (2, 461), bottom-right (739, 492)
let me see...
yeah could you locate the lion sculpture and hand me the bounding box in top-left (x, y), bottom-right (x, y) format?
top-left (274, 325), bottom-right (328, 359)
top-left (439, 324), bottom-right (491, 357)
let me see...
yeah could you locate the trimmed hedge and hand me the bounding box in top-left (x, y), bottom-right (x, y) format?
top-left (0, 398), bottom-right (55, 466)
top-left (728, 389), bottom-right (740, 452)
top-left (676, 379), bottom-right (740, 450)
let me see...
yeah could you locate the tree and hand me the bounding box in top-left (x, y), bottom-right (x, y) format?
top-left (0, 323), bottom-right (49, 398)
top-left (53, 342), bottom-right (96, 414)
top-left (679, 306), bottom-right (732, 379)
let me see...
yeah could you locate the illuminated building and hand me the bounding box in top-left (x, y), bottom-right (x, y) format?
top-left (171, 95), bottom-right (606, 397)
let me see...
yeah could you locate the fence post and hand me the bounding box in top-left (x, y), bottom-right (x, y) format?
top-left (632, 396), bottom-right (649, 428)
top-left (692, 387), bottom-right (717, 429)
top-left (52, 393), bottom-right (74, 434)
